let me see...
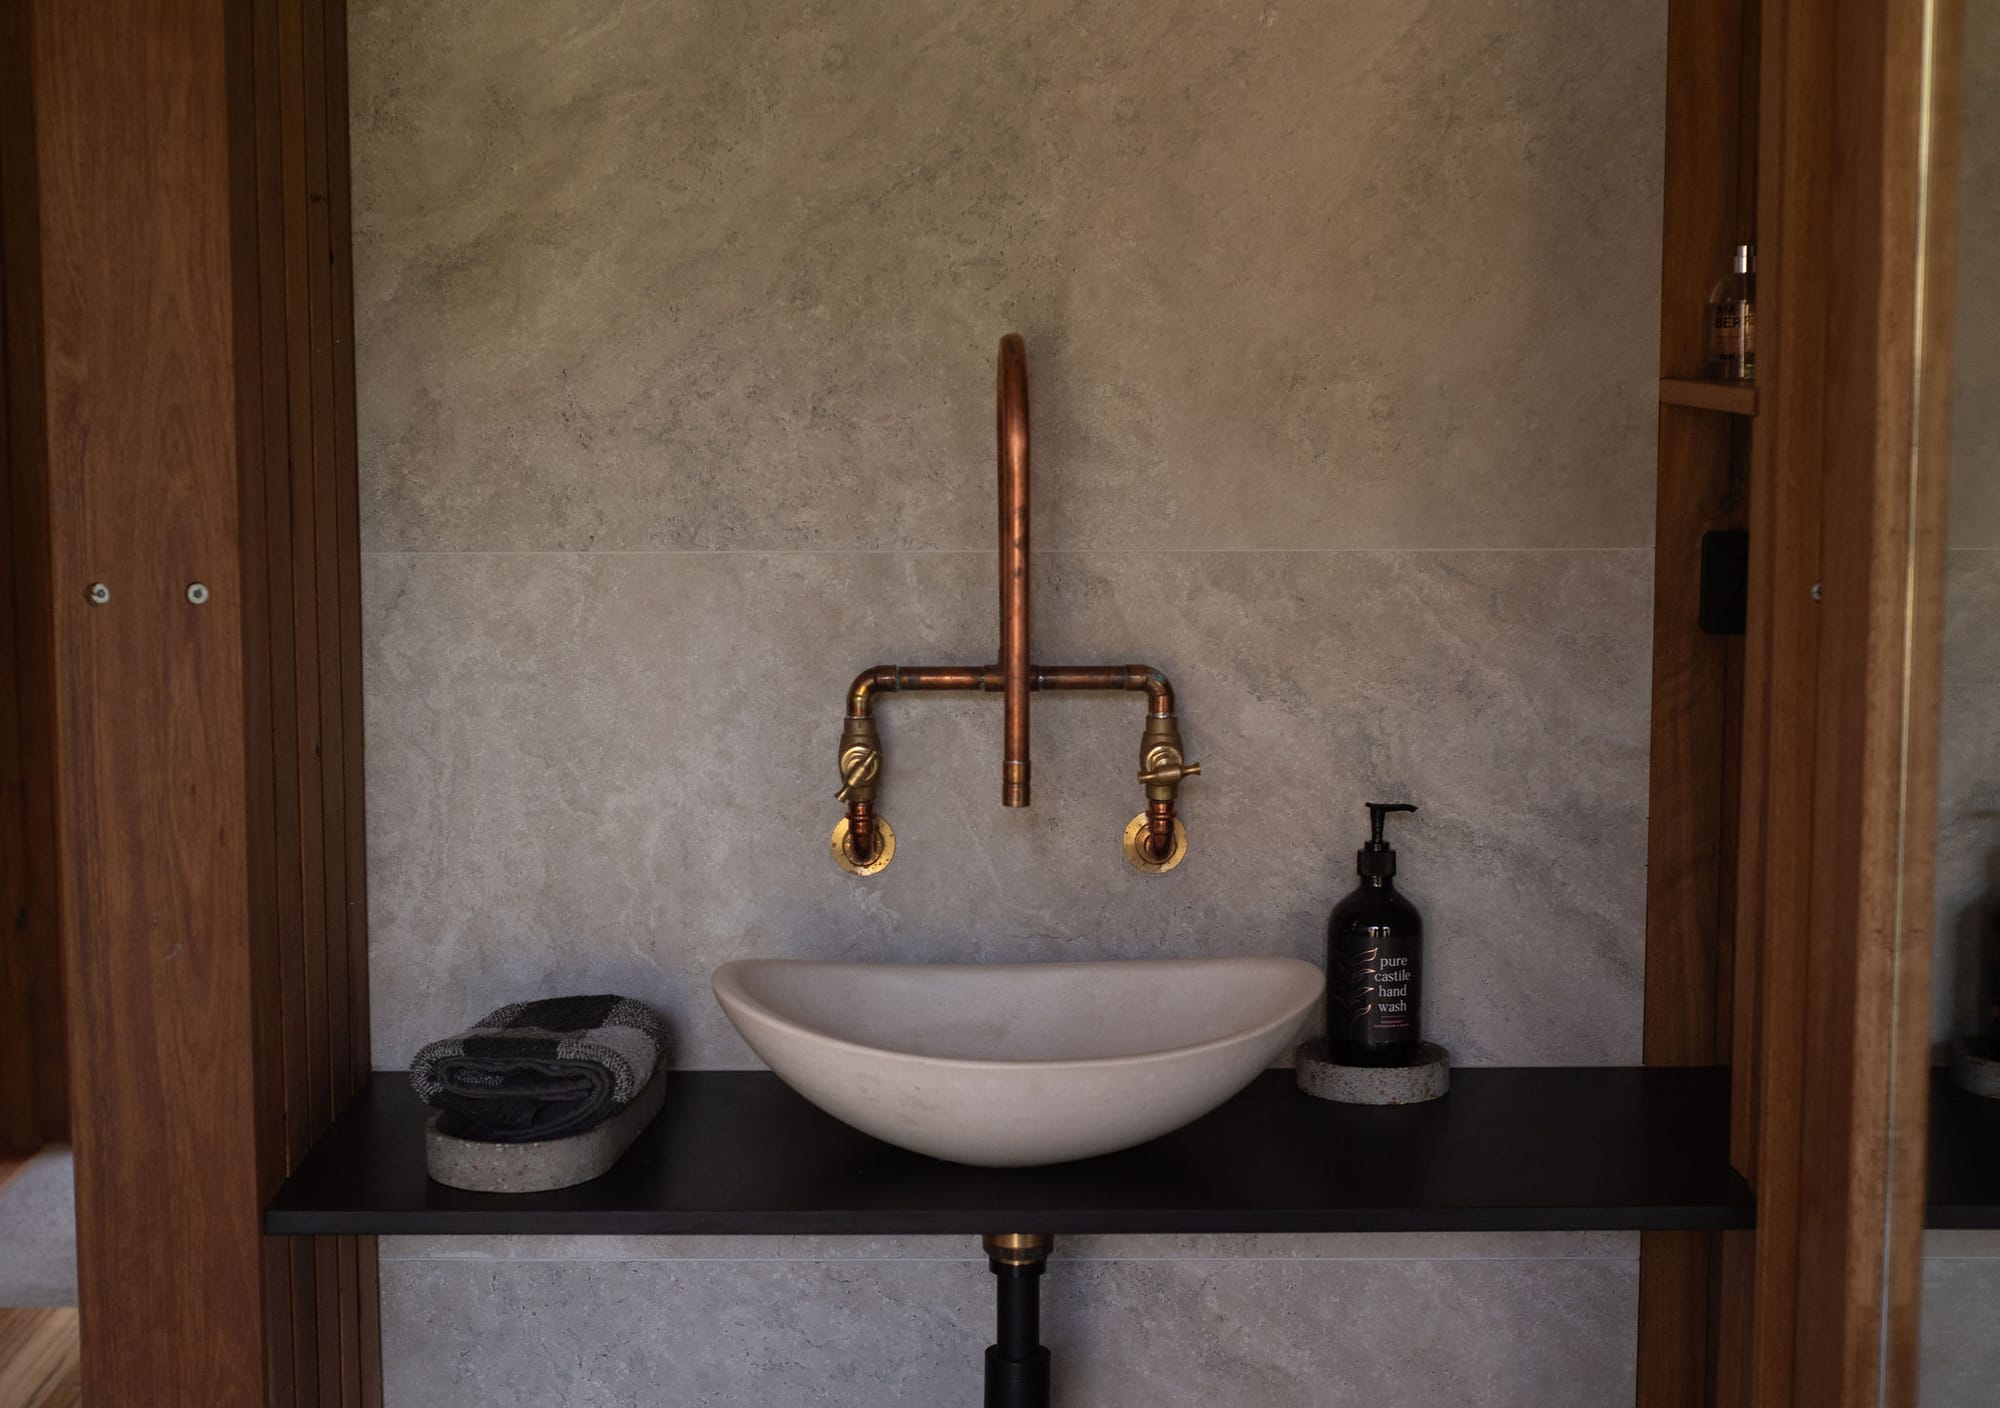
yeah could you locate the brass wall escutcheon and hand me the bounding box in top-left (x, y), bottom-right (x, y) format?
top-left (831, 815), bottom-right (895, 876)
top-left (1122, 812), bottom-right (1188, 873)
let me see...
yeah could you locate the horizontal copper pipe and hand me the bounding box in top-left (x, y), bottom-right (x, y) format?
top-left (849, 663), bottom-right (1176, 719)
top-left (1034, 665), bottom-right (1175, 717)
top-left (848, 665), bottom-right (988, 717)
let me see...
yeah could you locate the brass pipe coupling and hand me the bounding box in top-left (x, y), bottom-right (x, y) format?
top-left (1123, 715), bottom-right (1199, 873)
top-left (832, 716), bottom-right (894, 876)
top-left (982, 1232), bottom-right (1055, 1267)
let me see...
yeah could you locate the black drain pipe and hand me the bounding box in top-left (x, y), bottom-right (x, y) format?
top-left (982, 1234), bottom-right (1053, 1408)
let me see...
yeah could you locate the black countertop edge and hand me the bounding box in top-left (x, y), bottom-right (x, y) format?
top-left (265, 1067), bottom-right (1758, 1238)
top-left (265, 1208), bottom-right (1757, 1237)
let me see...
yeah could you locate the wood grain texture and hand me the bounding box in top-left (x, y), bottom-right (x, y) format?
top-left (35, 0), bottom-right (272, 1391)
top-left (0, 0), bottom-right (66, 1157)
top-left (26, 0), bottom-right (378, 1401)
top-left (1645, 408), bottom-right (1740, 1069)
top-left (1639, 4), bottom-right (1758, 1403)
top-left (245, 0), bottom-right (380, 1404)
top-left (0, 1307), bottom-right (81, 1408)
top-left (1733, 0), bottom-right (1955, 1403)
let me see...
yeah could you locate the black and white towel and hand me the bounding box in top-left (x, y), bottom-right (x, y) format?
top-left (410, 994), bottom-right (666, 1143)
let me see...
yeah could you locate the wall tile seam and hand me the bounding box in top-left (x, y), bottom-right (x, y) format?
top-left (356, 546), bottom-right (1663, 559)
top-left (377, 1253), bottom-right (1646, 1266)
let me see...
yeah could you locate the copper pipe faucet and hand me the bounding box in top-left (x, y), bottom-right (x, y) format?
top-left (999, 335), bottom-right (1031, 809)
top-left (831, 334), bottom-right (1201, 876)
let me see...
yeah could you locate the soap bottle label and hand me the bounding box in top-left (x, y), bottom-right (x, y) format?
top-left (1332, 938), bottom-right (1414, 1036)
top-left (1372, 953), bottom-right (1413, 1028)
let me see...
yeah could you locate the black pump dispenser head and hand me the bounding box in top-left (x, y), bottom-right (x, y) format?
top-left (1359, 802), bottom-right (1418, 878)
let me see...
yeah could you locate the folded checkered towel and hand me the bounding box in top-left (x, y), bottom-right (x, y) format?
top-left (410, 995), bottom-right (666, 1143)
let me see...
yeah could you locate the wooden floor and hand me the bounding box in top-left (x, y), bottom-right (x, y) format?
top-left (0, 1153), bottom-right (81, 1408)
top-left (0, 1308), bottom-right (79, 1408)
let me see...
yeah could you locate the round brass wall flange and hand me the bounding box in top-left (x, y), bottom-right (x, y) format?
top-left (831, 815), bottom-right (895, 875)
top-left (1122, 813), bottom-right (1187, 873)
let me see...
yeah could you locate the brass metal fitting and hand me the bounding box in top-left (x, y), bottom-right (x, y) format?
top-left (833, 716), bottom-right (894, 874)
top-left (1123, 812), bottom-right (1188, 872)
top-left (835, 717), bottom-right (881, 804)
top-left (1124, 715), bottom-right (1197, 871)
top-left (982, 1232), bottom-right (1055, 1267)
top-left (831, 813), bottom-right (895, 876)
top-left (1137, 716), bottom-right (1200, 803)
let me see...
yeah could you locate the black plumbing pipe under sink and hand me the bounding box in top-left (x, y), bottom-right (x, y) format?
top-left (984, 1238), bottom-right (1052, 1408)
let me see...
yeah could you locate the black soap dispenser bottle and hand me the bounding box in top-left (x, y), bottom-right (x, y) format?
top-left (1326, 803), bottom-right (1424, 1067)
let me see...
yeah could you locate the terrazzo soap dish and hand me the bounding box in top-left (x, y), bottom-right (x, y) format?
top-left (1295, 1037), bottom-right (1451, 1106)
top-left (410, 994), bottom-right (669, 1193)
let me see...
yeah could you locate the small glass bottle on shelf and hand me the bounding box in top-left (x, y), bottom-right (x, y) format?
top-left (1707, 243), bottom-right (1756, 382)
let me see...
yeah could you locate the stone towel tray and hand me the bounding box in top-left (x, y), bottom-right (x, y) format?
top-left (425, 1071), bottom-right (669, 1193)
top-left (1295, 1038), bottom-right (1451, 1105)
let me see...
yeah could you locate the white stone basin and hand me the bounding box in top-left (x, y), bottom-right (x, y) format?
top-left (710, 956), bottom-right (1324, 1167)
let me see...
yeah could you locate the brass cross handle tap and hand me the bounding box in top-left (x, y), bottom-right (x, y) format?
top-left (1137, 755), bottom-right (1202, 788)
top-left (836, 745), bottom-right (880, 803)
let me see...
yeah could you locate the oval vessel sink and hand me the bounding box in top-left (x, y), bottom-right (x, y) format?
top-left (711, 956), bottom-right (1324, 1167)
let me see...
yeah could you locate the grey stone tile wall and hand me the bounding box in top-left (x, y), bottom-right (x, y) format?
top-left (1923, 1233), bottom-right (2000, 1408)
top-left (1922, 2), bottom-right (2000, 1399)
top-left (351, 1), bottom-right (1667, 1403)
top-left (379, 1237), bottom-right (1640, 1408)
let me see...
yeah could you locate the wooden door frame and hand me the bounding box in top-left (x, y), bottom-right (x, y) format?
top-left (1638, 0), bottom-right (1958, 1403)
top-left (17, 0), bottom-right (379, 1402)
top-left (1730, 0), bottom-right (1960, 1403)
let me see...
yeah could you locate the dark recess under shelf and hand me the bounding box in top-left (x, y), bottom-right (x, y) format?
top-left (1926, 1068), bottom-right (2000, 1228)
top-left (267, 1068), bottom-right (1754, 1237)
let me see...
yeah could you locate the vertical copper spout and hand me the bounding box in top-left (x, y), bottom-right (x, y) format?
top-left (998, 334), bottom-right (1031, 807)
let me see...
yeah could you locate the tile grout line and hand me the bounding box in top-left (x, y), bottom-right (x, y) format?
top-left (358, 546), bottom-right (1660, 558)
top-left (377, 1254), bottom-right (1643, 1267)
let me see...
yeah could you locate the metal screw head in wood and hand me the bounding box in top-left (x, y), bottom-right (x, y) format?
top-left (88, 583), bottom-right (110, 604)
top-left (186, 583), bottom-right (210, 604)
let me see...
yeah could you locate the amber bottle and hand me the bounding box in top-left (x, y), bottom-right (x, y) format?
top-left (1326, 803), bottom-right (1424, 1067)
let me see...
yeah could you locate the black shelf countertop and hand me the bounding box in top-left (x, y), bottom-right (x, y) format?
top-left (1927, 1067), bottom-right (2000, 1228)
top-left (266, 1067), bottom-right (1754, 1236)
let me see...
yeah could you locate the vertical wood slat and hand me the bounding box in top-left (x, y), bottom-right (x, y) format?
top-left (1637, 3), bottom-right (1757, 1405)
top-left (325, 0), bottom-right (376, 1382)
top-left (25, 0), bottom-right (378, 1401)
top-left (0, 0), bottom-right (67, 1157)
top-left (252, 0), bottom-right (378, 1403)
top-left (35, 0), bottom-right (272, 1397)
top-left (1733, 0), bottom-right (1957, 1402)
top-left (326, 0), bottom-right (371, 1117)
top-left (0, 126), bottom-right (31, 1158)
top-left (1735, 0), bottom-right (1841, 1399)
top-left (1782, 0), bottom-right (1952, 1396)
